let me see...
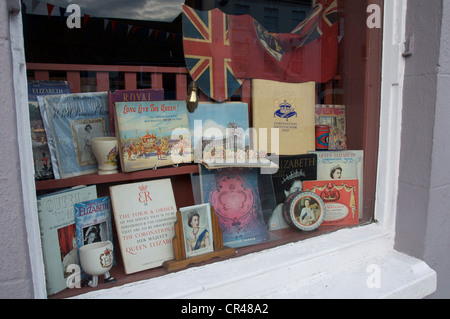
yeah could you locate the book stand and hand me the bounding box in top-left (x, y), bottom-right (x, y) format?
top-left (162, 206), bottom-right (235, 272)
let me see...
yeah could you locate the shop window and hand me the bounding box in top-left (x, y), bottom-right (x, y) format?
top-left (263, 7), bottom-right (279, 32)
top-left (233, 4), bottom-right (250, 15)
top-left (23, 0), bottom-right (383, 298)
top-left (292, 10), bottom-right (307, 30)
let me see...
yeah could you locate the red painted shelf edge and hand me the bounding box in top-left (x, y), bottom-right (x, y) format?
top-left (35, 164), bottom-right (200, 191)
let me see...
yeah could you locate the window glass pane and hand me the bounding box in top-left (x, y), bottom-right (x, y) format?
top-left (234, 4), bottom-right (250, 15)
top-left (24, 0), bottom-right (382, 298)
top-left (263, 8), bottom-right (279, 32)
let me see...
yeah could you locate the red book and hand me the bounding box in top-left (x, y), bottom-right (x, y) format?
top-left (303, 179), bottom-right (359, 226)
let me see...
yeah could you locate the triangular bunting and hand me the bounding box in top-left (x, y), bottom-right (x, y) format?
top-left (47, 3), bottom-right (55, 17)
top-left (104, 19), bottom-right (109, 30)
top-left (83, 14), bottom-right (90, 26)
top-left (31, 0), bottom-right (40, 13)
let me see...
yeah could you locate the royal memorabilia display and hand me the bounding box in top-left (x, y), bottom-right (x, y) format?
top-left (108, 88), bottom-right (164, 136)
top-left (37, 185), bottom-right (97, 295)
top-left (38, 92), bottom-right (111, 179)
top-left (303, 179), bottom-right (359, 226)
top-left (268, 154), bottom-right (317, 230)
top-left (74, 196), bottom-right (116, 279)
top-left (179, 203), bottom-right (214, 258)
top-left (109, 179), bottom-right (177, 274)
top-left (310, 150), bottom-right (364, 219)
top-left (182, 5), bottom-right (242, 102)
top-left (181, 1), bottom-right (338, 101)
top-left (187, 102), bottom-right (250, 164)
top-left (114, 100), bottom-right (192, 172)
top-left (252, 79), bottom-right (316, 155)
top-left (28, 80), bottom-right (71, 180)
top-left (162, 205), bottom-right (235, 272)
top-left (199, 166), bottom-right (269, 248)
top-left (282, 191), bottom-right (326, 232)
top-left (228, 0), bottom-right (338, 83)
top-left (78, 241), bottom-right (114, 288)
top-left (91, 137), bottom-right (119, 175)
top-left (315, 125), bottom-right (330, 150)
top-left (315, 104), bottom-right (347, 150)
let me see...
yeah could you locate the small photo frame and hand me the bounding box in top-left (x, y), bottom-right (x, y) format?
top-left (180, 203), bottom-right (214, 258)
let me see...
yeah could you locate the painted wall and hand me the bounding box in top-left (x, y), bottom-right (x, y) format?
top-left (0, 0), bottom-right (34, 298)
top-left (395, 0), bottom-right (450, 298)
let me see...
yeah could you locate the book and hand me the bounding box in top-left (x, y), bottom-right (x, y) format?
top-left (309, 150), bottom-right (364, 219)
top-left (37, 185), bottom-right (97, 295)
top-left (315, 104), bottom-right (347, 150)
top-left (302, 179), bottom-right (359, 226)
top-left (27, 80), bottom-right (71, 180)
top-left (108, 88), bottom-right (164, 136)
top-left (251, 79), bottom-right (316, 155)
top-left (109, 178), bottom-right (178, 274)
top-left (268, 154), bottom-right (317, 231)
top-left (74, 196), bottom-right (116, 278)
top-left (199, 166), bottom-right (269, 248)
top-left (38, 92), bottom-right (111, 179)
top-left (114, 100), bottom-right (192, 172)
top-left (187, 102), bottom-right (250, 164)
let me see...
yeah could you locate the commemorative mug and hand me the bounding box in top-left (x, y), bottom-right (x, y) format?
top-left (91, 137), bottom-right (119, 175)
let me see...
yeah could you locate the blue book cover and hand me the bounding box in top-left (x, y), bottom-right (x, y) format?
top-left (187, 102), bottom-right (250, 164)
top-left (199, 166), bottom-right (269, 248)
top-left (28, 80), bottom-right (71, 180)
top-left (38, 92), bottom-right (110, 179)
top-left (74, 196), bottom-right (116, 279)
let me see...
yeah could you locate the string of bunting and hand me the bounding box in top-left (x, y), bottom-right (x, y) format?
top-left (22, 0), bottom-right (181, 42)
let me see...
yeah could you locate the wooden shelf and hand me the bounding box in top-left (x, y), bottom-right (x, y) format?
top-left (48, 223), bottom-right (359, 299)
top-left (35, 164), bottom-right (199, 191)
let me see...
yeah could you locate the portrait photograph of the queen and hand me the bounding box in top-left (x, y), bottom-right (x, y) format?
top-left (180, 203), bottom-right (214, 258)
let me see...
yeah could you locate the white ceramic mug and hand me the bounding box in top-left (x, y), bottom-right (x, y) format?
top-left (91, 137), bottom-right (119, 175)
top-left (79, 241), bottom-right (114, 287)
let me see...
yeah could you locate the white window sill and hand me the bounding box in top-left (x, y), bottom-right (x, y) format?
top-left (71, 223), bottom-right (436, 299)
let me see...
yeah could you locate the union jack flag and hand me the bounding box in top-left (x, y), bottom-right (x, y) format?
top-left (182, 5), bottom-right (242, 102)
top-left (227, 0), bottom-right (339, 83)
top-left (291, 0), bottom-right (338, 48)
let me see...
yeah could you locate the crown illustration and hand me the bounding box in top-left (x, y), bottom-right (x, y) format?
top-left (279, 100), bottom-right (293, 112)
top-left (281, 169), bottom-right (306, 184)
top-left (139, 185), bottom-right (148, 192)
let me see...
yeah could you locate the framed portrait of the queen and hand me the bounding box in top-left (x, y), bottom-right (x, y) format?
top-left (180, 203), bottom-right (214, 258)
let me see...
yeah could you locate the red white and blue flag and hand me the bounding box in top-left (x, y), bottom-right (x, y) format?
top-left (182, 0), bottom-right (338, 102)
top-left (182, 5), bottom-right (242, 102)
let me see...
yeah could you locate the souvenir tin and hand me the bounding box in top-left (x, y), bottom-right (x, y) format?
top-left (283, 191), bottom-right (326, 232)
top-left (315, 125), bottom-right (329, 150)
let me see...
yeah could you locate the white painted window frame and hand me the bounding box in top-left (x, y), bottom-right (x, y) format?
top-left (11, 0), bottom-right (436, 299)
